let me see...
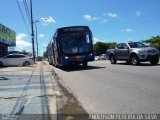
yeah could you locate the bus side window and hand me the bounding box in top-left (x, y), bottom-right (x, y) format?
top-left (86, 34), bottom-right (90, 43)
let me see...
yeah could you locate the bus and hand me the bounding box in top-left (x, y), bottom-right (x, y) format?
top-left (47, 26), bottom-right (94, 68)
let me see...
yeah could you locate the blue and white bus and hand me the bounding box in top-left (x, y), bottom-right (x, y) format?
top-left (47, 26), bottom-right (94, 67)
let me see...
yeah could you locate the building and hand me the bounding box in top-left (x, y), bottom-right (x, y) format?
top-left (0, 23), bottom-right (16, 57)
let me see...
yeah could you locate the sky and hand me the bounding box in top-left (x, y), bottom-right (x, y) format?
top-left (0, 0), bottom-right (160, 56)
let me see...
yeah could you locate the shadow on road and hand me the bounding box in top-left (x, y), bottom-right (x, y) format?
top-left (0, 77), bottom-right (9, 80)
top-left (60, 65), bottom-right (106, 72)
top-left (116, 62), bottom-right (160, 66)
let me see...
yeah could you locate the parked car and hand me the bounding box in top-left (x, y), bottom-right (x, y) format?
top-left (36, 56), bottom-right (43, 61)
top-left (106, 42), bottom-right (159, 65)
top-left (99, 54), bottom-right (107, 60)
top-left (95, 56), bottom-right (100, 61)
top-left (0, 54), bottom-right (34, 67)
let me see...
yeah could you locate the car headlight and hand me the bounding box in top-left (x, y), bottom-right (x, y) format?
top-left (138, 50), bottom-right (146, 55)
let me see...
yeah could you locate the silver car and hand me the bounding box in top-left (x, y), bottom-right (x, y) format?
top-left (0, 54), bottom-right (34, 67)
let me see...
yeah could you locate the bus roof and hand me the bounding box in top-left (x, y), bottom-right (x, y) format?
top-left (57, 26), bottom-right (90, 33)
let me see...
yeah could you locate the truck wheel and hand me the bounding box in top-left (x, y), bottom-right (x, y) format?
top-left (130, 54), bottom-right (139, 65)
top-left (150, 57), bottom-right (159, 65)
top-left (110, 55), bottom-right (116, 64)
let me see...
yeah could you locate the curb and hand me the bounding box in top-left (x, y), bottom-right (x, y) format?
top-left (47, 64), bottom-right (62, 120)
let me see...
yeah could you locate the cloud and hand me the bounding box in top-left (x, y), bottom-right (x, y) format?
top-left (83, 14), bottom-right (98, 21)
top-left (93, 37), bottom-right (116, 43)
top-left (136, 11), bottom-right (141, 17)
top-left (40, 16), bottom-right (56, 25)
top-left (39, 33), bottom-right (44, 38)
top-left (121, 28), bottom-right (133, 32)
top-left (93, 37), bottom-right (105, 44)
top-left (16, 33), bottom-right (32, 50)
top-left (108, 12), bottom-right (119, 18)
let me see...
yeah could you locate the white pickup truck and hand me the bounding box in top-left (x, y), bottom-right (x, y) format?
top-left (106, 42), bottom-right (159, 65)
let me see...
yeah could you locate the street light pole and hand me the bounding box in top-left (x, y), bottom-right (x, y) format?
top-left (30, 0), bottom-right (35, 63)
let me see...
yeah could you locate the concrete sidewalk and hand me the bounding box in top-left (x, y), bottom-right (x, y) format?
top-left (0, 62), bottom-right (60, 120)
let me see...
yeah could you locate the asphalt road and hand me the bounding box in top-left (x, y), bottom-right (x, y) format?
top-left (51, 60), bottom-right (160, 114)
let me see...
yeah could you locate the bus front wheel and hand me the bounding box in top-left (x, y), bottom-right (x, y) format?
top-left (82, 62), bottom-right (88, 67)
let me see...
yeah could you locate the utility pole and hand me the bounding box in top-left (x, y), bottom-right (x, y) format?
top-left (30, 0), bottom-right (35, 63)
top-left (34, 20), bottom-right (39, 57)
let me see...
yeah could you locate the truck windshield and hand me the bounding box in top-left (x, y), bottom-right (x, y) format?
top-left (61, 32), bottom-right (92, 54)
top-left (128, 42), bottom-right (147, 48)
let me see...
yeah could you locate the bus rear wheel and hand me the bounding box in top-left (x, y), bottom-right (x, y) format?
top-left (82, 62), bottom-right (88, 67)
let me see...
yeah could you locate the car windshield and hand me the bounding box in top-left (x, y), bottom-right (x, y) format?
top-left (128, 42), bottom-right (147, 48)
top-left (61, 32), bottom-right (92, 54)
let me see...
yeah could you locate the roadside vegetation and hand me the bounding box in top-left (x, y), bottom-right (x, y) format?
top-left (94, 42), bottom-right (116, 56)
top-left (143, 35), bottom-right (160, 50)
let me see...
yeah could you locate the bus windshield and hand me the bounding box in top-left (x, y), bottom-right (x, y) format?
top-left (61, 32), bottom-right (92, 55)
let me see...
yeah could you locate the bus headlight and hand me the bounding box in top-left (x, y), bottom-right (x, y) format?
top-left (65, 56), bottom-right (69, 59)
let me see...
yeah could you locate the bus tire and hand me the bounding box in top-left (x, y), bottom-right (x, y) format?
top-left (83, 62), bottom-right (88, 67)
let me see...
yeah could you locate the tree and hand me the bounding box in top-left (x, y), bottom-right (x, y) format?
top-left (107, 42), bottom-right (117, 49)
top-left (94, 42), bottom-right (107, 56)
top-left (93, 42), bottom-right (116, 56)
top-left (43, 51), bottom-right (48, 58)
top-left (143, 36), bottom-right (160, 50)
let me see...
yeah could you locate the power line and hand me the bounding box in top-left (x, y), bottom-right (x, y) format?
top-left (23, 0), bottom-right (31, 26)
top-left (16, 0), bottom-right (31, 34)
